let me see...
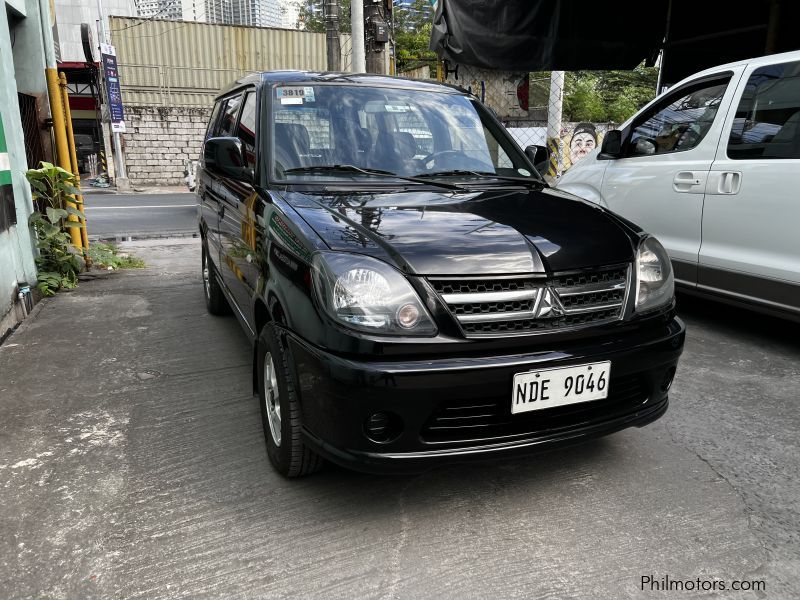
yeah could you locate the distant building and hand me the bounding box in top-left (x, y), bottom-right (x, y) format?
top-left (135, 0), bottom-right (281, 27)
top-left (136, 0), bottom-right (206, 22)
top-left (201, 0), bottom-right (282, 27)
top-left (280, 0), bottom-right (300, 29)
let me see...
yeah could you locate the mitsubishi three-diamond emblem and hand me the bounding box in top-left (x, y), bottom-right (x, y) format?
top-left (535, 286), bottom-right (565, 319)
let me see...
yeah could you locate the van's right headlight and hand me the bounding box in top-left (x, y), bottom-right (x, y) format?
top-left (634, 236), bottom-right (674, 313)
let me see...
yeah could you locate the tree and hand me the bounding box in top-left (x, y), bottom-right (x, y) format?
top-left (296, 0), bottom-right (352, 33)
top-left (561, 65), bottom-right (659, 123)
top-left (393, 0), bottom-right (436, 72)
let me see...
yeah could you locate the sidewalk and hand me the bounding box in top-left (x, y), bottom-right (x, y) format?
top-left (0, 238), bottom-right (265, 598)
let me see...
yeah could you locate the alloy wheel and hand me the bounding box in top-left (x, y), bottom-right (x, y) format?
top-left (263, 351), bottom-right (282, 446)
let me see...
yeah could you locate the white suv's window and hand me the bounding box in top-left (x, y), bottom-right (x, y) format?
top-left (626, 76), bottom-right (731, 157)
top-left (728, 60), bottom-right (800, 160)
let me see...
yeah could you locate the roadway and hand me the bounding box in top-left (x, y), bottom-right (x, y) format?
top-left (84, 192), bottom-right (197, 239)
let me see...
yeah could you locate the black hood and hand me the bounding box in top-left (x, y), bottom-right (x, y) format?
top-left (283, 187), bottom-right (637, 276)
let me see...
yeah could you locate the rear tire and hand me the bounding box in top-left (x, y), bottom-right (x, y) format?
top-left (202, 242), bottom-right (231, 316)
top-left (257, 323), bottom-right (323, 478)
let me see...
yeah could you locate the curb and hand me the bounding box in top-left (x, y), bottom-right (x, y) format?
top-left (90, 231), bottom-right (199, 242)
top-left (0, 296), bottom-right (49, 348)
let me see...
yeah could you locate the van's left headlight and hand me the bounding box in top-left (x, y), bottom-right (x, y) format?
top-left (312, 252), bottom-right (437, 336)
top-left (635, 236), bottom-right (674, 313)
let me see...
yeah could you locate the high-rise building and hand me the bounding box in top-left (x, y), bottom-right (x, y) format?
top-left (202, 0), bottom-right (282, 27)
top-left (136, 0), bottom-right (206, 22)
top-left (280, 0), bottom-right (301, 29)
top-left (135, 0), bottom-right (280, 27)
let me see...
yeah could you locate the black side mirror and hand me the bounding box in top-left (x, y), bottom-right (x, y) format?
top-left (599, 129), bottom-right (623, 159)
top-left (204, 137), bottom-right (253, 183)
top-left (524, 144), bottom-right (550, 174)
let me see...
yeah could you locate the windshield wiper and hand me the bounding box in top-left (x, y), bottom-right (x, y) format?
top-left (283, 164), bottom-right (465, 191)
top-left (413, 170), bottom-right (545, 187)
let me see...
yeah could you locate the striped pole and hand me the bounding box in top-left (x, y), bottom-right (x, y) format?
top-left (59, 72), bottom-right (90, 253)
top-left (0, 113), bottom-right (15, 229)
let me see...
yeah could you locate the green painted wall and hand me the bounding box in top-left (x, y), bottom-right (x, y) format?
top-left (0, 0), bottom-right (40, 322)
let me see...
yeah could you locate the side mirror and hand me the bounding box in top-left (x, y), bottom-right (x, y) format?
top-left (204, 137), bottom-right (252, 183)
top-left (599, 129), bottom-right (623, 159)
top-left (524, 144), bottom-right (550, 174)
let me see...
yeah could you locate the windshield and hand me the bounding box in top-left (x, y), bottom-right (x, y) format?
top-left (269, 83), bottom-right (539, 183)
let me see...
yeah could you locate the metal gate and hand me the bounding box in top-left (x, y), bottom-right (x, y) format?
top-left (18, 93), bottom-right (46, 169)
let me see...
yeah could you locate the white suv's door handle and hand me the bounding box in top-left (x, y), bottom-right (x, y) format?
top-left (673, 171), bottom-right (706, 193)
top-left (719, 171), bottom-right (742, 194)
top-left (706, 171), bottom-right (742, 195)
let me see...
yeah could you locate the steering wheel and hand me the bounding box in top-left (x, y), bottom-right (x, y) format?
top-left (421, 150), bottom-right (492, 172)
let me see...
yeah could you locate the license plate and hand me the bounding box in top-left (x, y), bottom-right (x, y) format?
top-left (511, 361), bottom-right (611, 414)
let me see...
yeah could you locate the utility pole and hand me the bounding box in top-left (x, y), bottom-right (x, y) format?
top-left (364, 0), bottom-right (389, 74)
top-left (323, 0), bottom-right (341, 71)
top-left (95, 0), bottom-right (130, 191)
top-left (351, 0), bottom-right (366, 72)
top-left (546, 70), bottom-right (565, 180)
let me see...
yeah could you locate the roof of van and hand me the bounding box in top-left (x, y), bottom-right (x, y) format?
top-left (679, 49), bottom-right (800, 84)
top-left (217, 71), bottom-right (465, 100)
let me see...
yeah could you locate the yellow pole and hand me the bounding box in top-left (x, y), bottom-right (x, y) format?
top-left (59, 72), bottom-right (90, 256)
top-left (45, 68), bottom-right (83, 249)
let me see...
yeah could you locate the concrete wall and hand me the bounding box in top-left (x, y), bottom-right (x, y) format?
top-left (1, 0), bottom-right (43, 336)
top-left (123, 106), bottom-right (211, 185)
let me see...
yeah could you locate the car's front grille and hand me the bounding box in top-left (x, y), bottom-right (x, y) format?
top-left (421, 373), bottom-right (648, 444)
top-left (428, 265), bottom-right (630, 337)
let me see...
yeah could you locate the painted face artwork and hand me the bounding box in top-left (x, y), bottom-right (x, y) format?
top-left (568, 123), bottom-right (599, 165)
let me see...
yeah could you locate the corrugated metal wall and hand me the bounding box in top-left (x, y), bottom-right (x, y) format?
top-left (110, 17), bottom-right (353, 107)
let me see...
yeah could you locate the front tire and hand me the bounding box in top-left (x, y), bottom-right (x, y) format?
top-left (202, 242), bottom-right (231, 316)
top-left (257, 323), bottom-right (323, 477)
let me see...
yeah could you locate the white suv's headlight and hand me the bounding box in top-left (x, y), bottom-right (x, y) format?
top-left (312, 252), bottom-right (437, 335)
top-left (635, 236), bottom-right (675, 313)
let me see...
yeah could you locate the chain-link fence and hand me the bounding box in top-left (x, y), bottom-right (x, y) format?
top-left (398, 59), bottom-right (659, 182)
top-left (443, 66), bottom-right (621, 182)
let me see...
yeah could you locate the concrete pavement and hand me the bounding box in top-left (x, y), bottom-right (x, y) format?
top-left (0, 238), bottom-right (797, 599)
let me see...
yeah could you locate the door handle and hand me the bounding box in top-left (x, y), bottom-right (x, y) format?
top-left (718, 171), bottom-right (741, 194)
top-left (672, 171), bottom-right (706, 194)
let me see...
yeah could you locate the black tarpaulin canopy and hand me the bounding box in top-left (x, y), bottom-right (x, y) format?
top-left (431, 0), bottom-right (800, 84)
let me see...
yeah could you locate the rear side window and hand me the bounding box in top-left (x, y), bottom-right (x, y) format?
top-left (237, 92), bottom-right (257, 169)
top-left (218, 94), bottom-right (243, 137)
top-left (728, 60), bottom-right (800, 159)
top-left (625, 75), bottom-right (731, 157)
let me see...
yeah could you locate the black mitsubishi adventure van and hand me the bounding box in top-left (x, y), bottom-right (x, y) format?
top-left (198, 72), bottom-right (685, 477)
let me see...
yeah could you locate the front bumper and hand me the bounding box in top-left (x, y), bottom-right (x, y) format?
top-left (285, 317), bottom-right (685, 473)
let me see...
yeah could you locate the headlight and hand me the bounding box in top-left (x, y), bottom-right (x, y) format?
top-left (635, 236), bottom-right (675, 313)
top-left (312, 252), bottom-right (437, 335)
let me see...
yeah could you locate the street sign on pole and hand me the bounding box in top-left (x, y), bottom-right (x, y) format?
top-left (100, 42), bottom-right (126, 133)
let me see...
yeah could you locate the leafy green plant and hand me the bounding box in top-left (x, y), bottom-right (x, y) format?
top-left (87, 242), bottom-right (146, 270)
top-left (26, 162), bottom-right (85, 296)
